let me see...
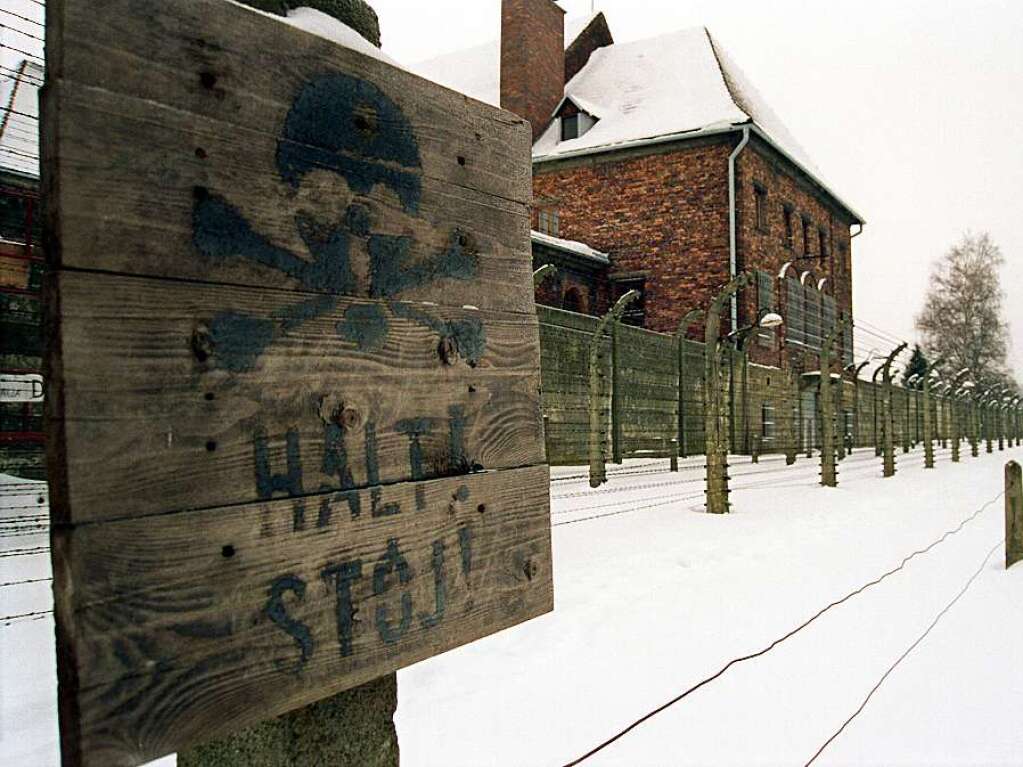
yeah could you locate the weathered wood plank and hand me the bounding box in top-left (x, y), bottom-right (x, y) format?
top-left (46, 80), bottom-right (533, 314)
top-left (49, 270), bottom-right (543, 524)
top-left (44, 2), bottom-right (550, 764)
top-left (46, 0), bottom-right (531, 208)
top-left (53, 464), bottom-right (552, 766)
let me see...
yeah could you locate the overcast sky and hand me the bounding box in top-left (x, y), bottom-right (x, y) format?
top-left (368, 0), bottom-right (1023, 376)
top-left (3, 0), bottom-right (1021, 375)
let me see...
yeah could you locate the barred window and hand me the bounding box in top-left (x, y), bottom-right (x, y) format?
top-left (756, 270), bottom-right (776, 347)
top-left (804, 285), bottom-right (821, 350)
top-left (783, 206), bottom-right (794, 248)
top-left (786, 277), bottom-right (805, 346)
top-left (841, 314), bottom-right (854, 366)
top-left (821, 294), bottom-right (837, 340)
top-left (762, 402), bottom-right (776, 442)
top-left (754, 185), bottom-right (768, 231)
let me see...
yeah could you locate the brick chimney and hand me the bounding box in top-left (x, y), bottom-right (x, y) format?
top-left (500, 0), bottom-right (565, 142)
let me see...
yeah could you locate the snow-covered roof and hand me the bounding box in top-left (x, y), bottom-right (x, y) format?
top-left (531, 229), bottom-right (609, 266)
top-left (536, 28), bottom-right (862, 223)
top-left (0, 60), bottom-right (42, 180)
top-left (413, 13), bottom-right (597, 108)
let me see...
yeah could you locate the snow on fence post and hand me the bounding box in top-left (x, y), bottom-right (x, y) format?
top-left (42, 2), bottom-right (553, 764)
top-left (1007, 461), bottom-right (1023, 570)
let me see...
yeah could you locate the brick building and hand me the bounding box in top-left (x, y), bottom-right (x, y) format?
top-left (416, 0), bottom-right (864, 380)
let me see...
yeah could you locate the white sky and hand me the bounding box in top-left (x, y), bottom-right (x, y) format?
top-left (3, 0), bottom-right (1021, 376)
top-left (369, 0), bottom-right (1023, 376)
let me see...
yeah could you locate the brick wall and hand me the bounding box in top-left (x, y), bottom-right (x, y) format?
top-left (734, 137), bottom-right (856, 370)
top-left (500, 0), bottom-right (565, 143)
top-left (533, 137), bottom-right (735, 337)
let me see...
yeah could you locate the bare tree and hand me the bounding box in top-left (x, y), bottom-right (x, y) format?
top-left (916, 232), bottom-right (1015, 389)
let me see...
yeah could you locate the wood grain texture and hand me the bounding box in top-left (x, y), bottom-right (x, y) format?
top-left (50, 270), bottom-right (543, 524)
top-left (46, 80), bottom-right (534, 314)
top-left (53, 465), bottom-right (552, 766)
top-left (43, 2), bottom-right (550, 764)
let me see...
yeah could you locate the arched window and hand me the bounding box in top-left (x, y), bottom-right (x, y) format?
top-left (781, 263), bottom-right (805, 346)
top-left (801, 271), bottom-right (821, 350)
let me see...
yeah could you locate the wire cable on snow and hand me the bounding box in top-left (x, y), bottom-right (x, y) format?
top-left (803, 537), bottom-right (1004, 765)
top-left (560, 491), bottom-right (1004, 766)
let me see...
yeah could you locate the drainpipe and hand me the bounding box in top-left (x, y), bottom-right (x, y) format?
top-left (728, 125), bottom-right (751, 333)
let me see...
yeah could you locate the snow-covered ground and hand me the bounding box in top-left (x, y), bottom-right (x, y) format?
top-left (3, 445), bottom-right (1021, 766)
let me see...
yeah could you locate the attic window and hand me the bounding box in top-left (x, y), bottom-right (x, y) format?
top-left (561, 112), bottom-right (596, 142)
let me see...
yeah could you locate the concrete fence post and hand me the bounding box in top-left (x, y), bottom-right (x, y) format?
top-left (611, 320), bottom-right (623, 464)
top-left (704, 274), bottom-right (749, 514)
top-left (588, 291), bottom-right (639, 488)
top-left (1007, 460), bottom-right (1023, 569)
top-left (881, 344), bottom-right (906, 477)
top-left (819, 318), bottom-right (848, 487)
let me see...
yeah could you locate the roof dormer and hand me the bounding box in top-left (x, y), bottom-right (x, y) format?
top-left (555, 96), bottom-right (598, 142)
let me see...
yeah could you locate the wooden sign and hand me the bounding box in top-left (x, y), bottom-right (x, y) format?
top-left (42, 1), bottom-right (552, 764)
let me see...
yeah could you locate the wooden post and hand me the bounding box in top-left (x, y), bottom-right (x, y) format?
top-left (1007, 461), bottom-right (1023, 570)
top-left (998, 404), bottom-right (1006, 451)
top-left (179, 676), bottom-right (398, 767)
top-left (704, 275), bottom-right (748, 514)
top-left (589, 292), bottom-right (639, 487)
top-left (882, 344), bottom-right (906, 477)
top-left (971, 397), bottom-right (980, 457)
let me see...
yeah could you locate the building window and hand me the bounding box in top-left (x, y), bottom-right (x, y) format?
top-left (786, 275), bottom-right (804, 346)
top-left (821, 294), bottom-right (837, 341)
top-left (756, 270), bottom-right (776, 348)
top-left (804, 283), bottom-right (821, 350)
top-left (841, 313), bottom-right (854, 366)
top-left (802, 216), bottom-right (812, 257)
top-left (537, 208), bottom-right (559, 237)
top-left (754, 184), bottom-right (768, 232)
top-left (819, 228), bottom-right (828, 259)
top-left (613, 278), bottom-right (645, 327)
top-left (762, 403), bottom-right (776, 443)
top-left (783, 205), bottom-right (794, 249)
top-left (560, 111), bottom-right (596, 142)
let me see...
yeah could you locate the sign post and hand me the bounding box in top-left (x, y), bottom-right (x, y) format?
top-left (43, 2), bottom-right (552, 765)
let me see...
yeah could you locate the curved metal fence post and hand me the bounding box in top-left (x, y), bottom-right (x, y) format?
top-left (881, 343), bottom-right (907, 477)
top-left (532, 263), bottom-right (558, 287)
top-left (819, 317), bottom-right (849, 487)
top-left (705, 274), bottom-right (749, 514)
top-left (922, 356), bottom-right (944, 468)
top-left (588, 291), bottom-right (640, 488)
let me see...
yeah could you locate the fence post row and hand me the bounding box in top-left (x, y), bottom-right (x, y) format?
top-left (881, 343), bottom-right (907, 477)
top-left (588, 290), bottom-right (641, 488)
top-left (704, 274), bottom-right (749, 514)
top-left (819, 317), bottom-right (849, 487)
